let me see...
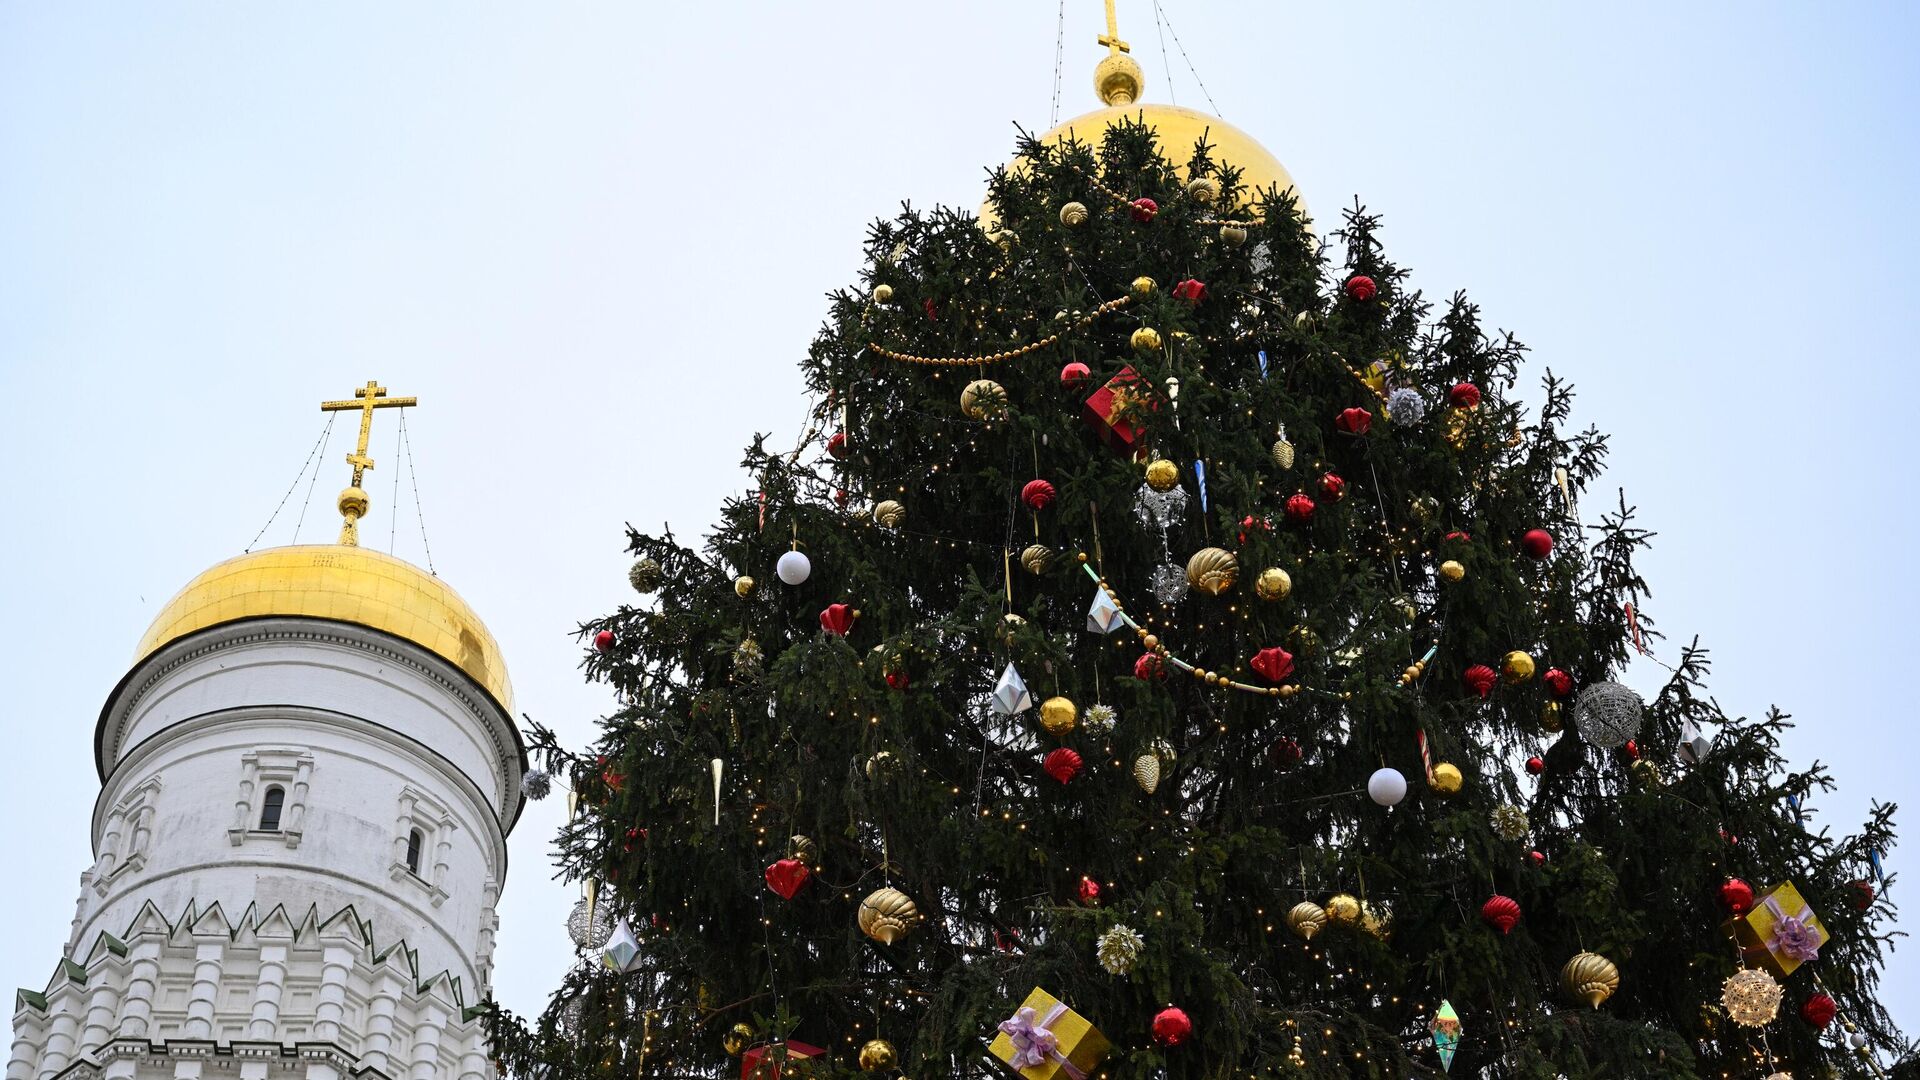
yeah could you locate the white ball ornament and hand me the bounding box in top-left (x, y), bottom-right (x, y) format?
top-left (1367, 767), bottom-right (1408, 807)
top-left (776, 550), bottom-right (812, 585)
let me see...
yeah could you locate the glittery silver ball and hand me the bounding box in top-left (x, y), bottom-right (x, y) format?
top-left (1573, 680), bottom-right (1644, 750)
top-left (1134, 483), bottom-right (1190, 532)
top-left (567, 899), bottom-right (615, 949)
top-left (1386, 388), bottom-right (1428, 425)
top-left (520, 769), bottom-right (552, 801)
top-left (1148, 562), bottom-right (1190, 605)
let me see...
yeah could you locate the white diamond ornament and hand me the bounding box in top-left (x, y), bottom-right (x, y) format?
top-left (1678, 719), bottom-right (1711, 764)
top-left (1087, 589), bottom-right (1124, 634)
top-left (601, 918), bottom-right (640, 973)
top-left (992, 663), bottom-right (1033, 716)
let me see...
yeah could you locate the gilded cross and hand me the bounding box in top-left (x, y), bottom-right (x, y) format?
top-left (320, 380), bottom-right (417, 545)
top-left (1098, 0), bottom-right (1130, 54)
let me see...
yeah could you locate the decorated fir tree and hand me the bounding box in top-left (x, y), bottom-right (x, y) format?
top-left (487, 32), bottom-right (1904, 1080)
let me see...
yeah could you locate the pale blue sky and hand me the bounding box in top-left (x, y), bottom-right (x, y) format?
top-left (3, 0), bottom-right (1916, 1037)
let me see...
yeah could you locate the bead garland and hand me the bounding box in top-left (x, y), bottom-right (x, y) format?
top-left (868, 295), bottom-right (1135, 368)
top-left (1077, 555), bottom-right (1289, 698)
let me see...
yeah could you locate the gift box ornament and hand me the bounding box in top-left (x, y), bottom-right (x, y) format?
top-left (1082, 366), bottom-right (1155, 454)
top-left (741, 1040), bottom-right (824, 1080)
top-left (1724, 881), bottom-right (1829, 978)
top-left (989, 988), bottom-right (1110, 1080)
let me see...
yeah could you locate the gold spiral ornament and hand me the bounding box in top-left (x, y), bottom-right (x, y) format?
top-left (873, 500), bottom-right (906, 529)
top-left (858, 887), bottom-right (921, 945)
top-left (1020, 543), bottom-right (1053, 575)
top-left (961, 379), bottom-right (1007, 420)
top-left (1286, 901), bottom-right (1327, 941)
top-left (1058, 201), bottom-right (1089, 226)
top-left (1186, 547), bottom-right (1240, 596)
top-left (1561, 951), bottom-right (1620, 1008)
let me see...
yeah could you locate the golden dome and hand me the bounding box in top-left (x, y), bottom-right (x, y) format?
top-left (134, 545), bottom-right (513, 710)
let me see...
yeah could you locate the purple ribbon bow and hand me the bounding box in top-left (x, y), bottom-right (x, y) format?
top-left (999, 1003), bottom-right (1085, 1080)
top-left (1763, 894), bottom-right (1823, 963)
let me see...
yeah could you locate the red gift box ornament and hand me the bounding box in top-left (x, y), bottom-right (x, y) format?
top-left (1335, 407), bottom-right (1373, 435)
top-left (765, 858), bottom-right (811, 900)
top-left (1449, 382), bottom-right (1482, 409)
top-left (1250, 646), bottom-right (1295, 684)
top-left (1345, 274), bottom-right (1377, 301)
top-left (1464, 664), bottom-right (1498, 698)
top-left (1022, 479), bottom-right (1057, 511)
top-left (819, 603), bottom-right (856, 637)
top-left (1172, 278), bottom-right (1207, 304)
top-left (1083, 365), bottom-right (1155, 454)
top-left (1044, 747), bottom-right (1083, 784)
top-left (1129, 196), bottom-right (1158, 222)
top-left (1284, 493), bottom-right (1317, 524)
top-left (1481, 894), bottom-right (1522, 934)
top-left (1151, 1006), bottom-right (1192, 1047)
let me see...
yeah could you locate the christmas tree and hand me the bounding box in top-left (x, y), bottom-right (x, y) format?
top-left (487, 34), bottom-right (1904, 1080)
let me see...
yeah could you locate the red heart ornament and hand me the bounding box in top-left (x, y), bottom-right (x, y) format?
top-left (1335, 407), bottom-right (1373, 435)
top-left (1250, 646), bottom-right (1295, 684)
top-left (819, 603), bottom-right (855, 636)
top-left (764, 858), bottom-right (811, 900)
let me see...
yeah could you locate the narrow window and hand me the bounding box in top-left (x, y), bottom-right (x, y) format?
top-left (259, 786), bottom-right (285, 832)
top-left (405, 829), bottom-right (423, 875)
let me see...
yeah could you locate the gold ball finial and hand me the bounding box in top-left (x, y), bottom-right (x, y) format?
top-left (1094, 52), bottom-right (1144, 105)
top-left (338, 486), bottom-right (369, 520)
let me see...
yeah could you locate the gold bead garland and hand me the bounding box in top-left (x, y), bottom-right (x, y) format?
top-left (869, 294), bottom-right (1136, 367)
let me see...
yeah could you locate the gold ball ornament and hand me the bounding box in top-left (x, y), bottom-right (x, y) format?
top-left (864, 751), bottom-right (896, 779)
top-left (1058, 201), bottom-right (1089, 226)
top-left (337, 485), bottom-right (369, 521)
top-left (1255, 567), bottom-right (1293, 601)
top-left (734, 575), bottom-right (756, 598)
top-left (1144, 458), bottom-right (1181, 492)
top-left (1502, 650), bottom-right (1536, 684)
top-left (1631, 757), bottom-right (1665, 789)
top-left (1131, 276), bottom-right (1157, 298)
top-left (1541, 700), bottom-right (1564, 733)
top-left (1325, 893), bottom-right (1362, 926)
top-left (1430, 762), bottom-right (1463, 796)
top-left (1219, 224), bottom-right (1248, 247)
top-left (859, 1039), bottom-right (899, 1072)
top-left (1020, 543), bottom-right (1053, 576)
top-left (1130, 326), bottom-right (1162, 353)
top-left (873, 499), bottom-right (907, 529)
top-left (1038, 696), bottom-right (1078, 737)
top-left (1359, 901), bottom-right (1392, 940)
top-left (1186, 176), bottom-right (1220, 203)
top-left (1561, 952), bottom-right (1621, 1009)
top-left (723, 1022), bottom-right (755, 1057)
top-left (1270, 437), bottom-right (1295, 470)
top-left (1286, 901), bottom-right (1328, 941)
top-left (857, 887), bottom-right (921, 945)
top-left (1439, 559), bottom-right (1466, 583)
top-left (872, 283), bottom-right (894, 303)
top-left (961, 379), bottom-right (1007, 420)
top-left (1185, 547), bottom-right (1240, 595)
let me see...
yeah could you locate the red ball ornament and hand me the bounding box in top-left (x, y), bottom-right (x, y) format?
top-left (1344, 274), bottom-right (1377, 301)
top-left (1250, 646), bottom-right (1295, 684)
top-left (1525, 755), bottom-right (1545, 776)
top-left (1464, 664), bottom-right (1498, 699)
top-left (1077, 876), bottom-right (1102, 905)
top-left (826, 431), bottom-right (849, 460)
top-left (1043, 747), bottom-right (1083, 784)
top-left (1542, 667), bottom-right (1573, 698)
top-left (764, 858), bottom-right (811, 900)
top-left (1151, 1006), bottom-right (1193, 1047)
top-left (1134, 652), bottom-right (1166, 681)
top-left (1520, 529), bottom-right (1554, 560)
top-left (1800, 993), bottom-right (1838, 1029)
top-left (1172, 278), bottom-right (1208, 304)
top-left (1335, 407), bottom-right (1373, 435)
top-left (1284, 493), bottom-right (1317, 524)
top-left (1021, 479), bottom-right (1057, 511)
top-left (1850, 879), bottom-right (1877, 910)
top-left (885, 669), bottom-right (909, 692)
top-left (818, 603), bottom-right (855, 637)
top-left (834, 487), bottom-right (850, 508)
top-left (1268, 737), bottom-right (1303, 768)
top-left (1718, 877), bottom-right (1755, 915)
top-left (1060, 361), bottom-right (1092, 387)
top-left (1480, 894), bottom-right (1522, 934)
top-left (1319, 472), bottom-right (1347, 501)
top-left (1527, 850), bottom-right (1547, 866)
top-left (1236, 514), bottom-right (1272, 544)
top-left (1129, 197), bottom-right (1159, 223)
top-left (1448, 382), bottom-right (1482, 409)
top-left (1622, 739), bottom-right (1640, 762)
top-left (594, 629), bottom-right (615, 653)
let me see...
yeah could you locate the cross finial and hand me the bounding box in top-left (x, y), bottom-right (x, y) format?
top-left (319, 380), bottom-right (417, 546)
top-left (1098, 0), bottom-right (1130, 55)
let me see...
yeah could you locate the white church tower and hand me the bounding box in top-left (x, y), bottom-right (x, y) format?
top-left (9, 383), bottom-right (527, 1079)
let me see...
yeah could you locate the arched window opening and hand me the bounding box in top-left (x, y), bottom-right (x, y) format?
top-left (259, 786), bottom-right (285, 832)
top-left (405, 828), bottom-right (424, 875)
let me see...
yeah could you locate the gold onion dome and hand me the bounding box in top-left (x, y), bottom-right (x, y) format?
top-left (134, 545), bottom-right (514, 710)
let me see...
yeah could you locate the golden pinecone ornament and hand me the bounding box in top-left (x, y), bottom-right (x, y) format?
top-left (1185, 547), bottom-right (1240, 596)
top-left (1430, 762), bottom-right (1463, 796)
top-left (1439, 559), bottom-right (1466, 583)
top-left (1145, 458), bottom-right (1180, 492)
top-left (961, 379), bottom-right (1007, 420)
top-left (1132, 753), bottom-right (1161, 794)
top-left (1220, 224), bottom-right (1248, 247)
top-left (734, 575), bottom-right (756, 598)
top-left (1039, 696), bottom-right (1078, 737)
top-left (1187, 176), bottom-right (1220, 203)
top-left (1286, 901), bottom-right (1328, 941)
top-left (1541, 700), bottom-right (1564, 733)
top-left (1270, 437), bottom-right (1295, 469)
top-left (1255, 567), bottom-right (1293, 601)
top-left (1561, 952), bottom-right (1620, 1008)
top-left (1059, 201), bottom-right (1089, 226)
top-left (1130, 326), bottom-right (1162, 353)
top-left (1502, 650), bottom-right (1535, 684)
top-left (873, 499), bottom-right (906, 529)
top-left (1326, 893), bottom-right (1362, 926)
top-left (858, 1039), bottom-right (898, 1072)
top-left (723, 1022), bottom-right (755, 1056)
top-left (1020, 543), bottom-right (1053, 576)
top-left (857, 887), bottom-right (920, 945)
top-left (1131, 276), bottom-right (1157, 298)
top-left (872, 283), bottom-right (894, 303)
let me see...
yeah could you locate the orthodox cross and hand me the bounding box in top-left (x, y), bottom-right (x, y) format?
top-left (320, 380), bottom-right (416, 545)
top-left (1099, 0), bottom-right (1131, 55)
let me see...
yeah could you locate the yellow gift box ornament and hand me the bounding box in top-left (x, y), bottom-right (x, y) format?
top-left (1726, 881), bottom-right (1829, 978)
top-left (989, 988), bottom-right (1110, 1080)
